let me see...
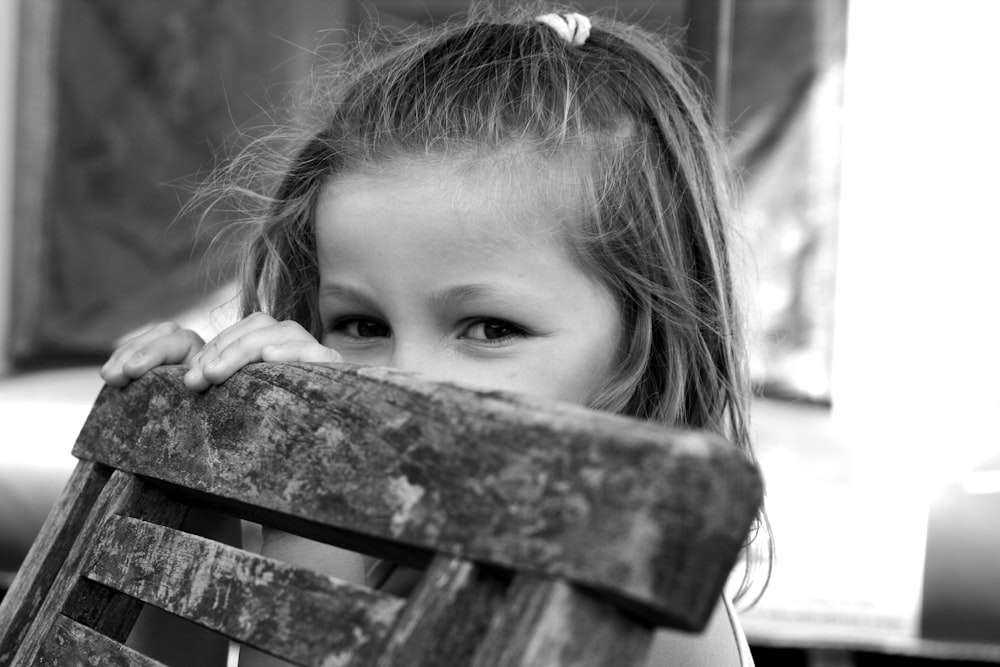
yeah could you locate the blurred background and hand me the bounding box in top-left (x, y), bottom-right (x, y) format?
top-left (0, 1), bottom-right (998, 665)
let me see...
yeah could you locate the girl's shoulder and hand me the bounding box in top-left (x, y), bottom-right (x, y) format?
top-left (645, 596), bottom-right (754, 667)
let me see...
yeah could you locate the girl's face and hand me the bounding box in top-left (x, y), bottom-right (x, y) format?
top-left (314, 156), bottom-right (621, 406)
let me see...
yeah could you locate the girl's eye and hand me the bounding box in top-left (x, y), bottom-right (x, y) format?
top-left (332, 318), bottom-right (390, 339)
top-left (461, 319), bottom-right (525, 343)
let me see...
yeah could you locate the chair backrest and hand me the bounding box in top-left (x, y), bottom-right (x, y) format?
top-left (0, 362), bottom-right (762, 666)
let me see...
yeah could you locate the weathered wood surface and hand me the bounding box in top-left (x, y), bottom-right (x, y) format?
top-left (61, 481), bottom-right (188, 644)
top-left (84, 514), bottom-right (404, 667)
top-left (377, 556), bottom-right (508, 667)
top-left (74, 362), bottom-right (763, 629)
top-left (7, 471), bottom-right (186, 666)
top-left (34, 614), bottom-right (168, 667)
top-left (0, 461), bottom-right (110, 664)
top-left (471, 575), bottom-right (654, 667)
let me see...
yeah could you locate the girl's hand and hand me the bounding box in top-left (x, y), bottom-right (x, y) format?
top-left (101, 322), bottom-right (205, 388)
top-left (182, 312), bottom-right (342, 392)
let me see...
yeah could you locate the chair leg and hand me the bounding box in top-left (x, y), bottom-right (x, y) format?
top-left (4, 471), bottom-right (187, 665)
top-left (0, 461), bottom-right (111, 664)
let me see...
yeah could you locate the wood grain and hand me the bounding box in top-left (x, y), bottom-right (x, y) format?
top-left (377, 555), bottom-right (508, 667)
top-left (8, 472), bottom-right (186, 665)
top-left (73, 362), bottom-right (762, 629)
top-left (84, 514), bottom-right (405, 667)
top-left (61, 481), bottom-right (188, 643)
top-left (34, 614), bottom-right (168, 667)
top-left (471, 575), bottom-right (654, 667)
top-left (0, 461), bottom-right (111, 663)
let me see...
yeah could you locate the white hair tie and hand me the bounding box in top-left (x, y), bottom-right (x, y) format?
top-left (535, 12), bottom-right (591, 47)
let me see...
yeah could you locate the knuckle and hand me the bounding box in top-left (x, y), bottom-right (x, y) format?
top-left (181, 329), bottom-right (205, 346)
top-left (275, 320), bottom-right (306, 335)
top-left (216, 339), bottom-right (244, 360)
top-left (153, 321), bottom-right (181, 335)
top-left (246, 312), bottom-right (275, 324)
top-left (224, 335), bottom-right (257, 360)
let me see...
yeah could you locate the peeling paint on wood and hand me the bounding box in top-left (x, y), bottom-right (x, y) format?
top-left (471, 575), bottom-right (653, 667)
top-left (61, 480), bottom-right (188, 643)
top-left (0, 461), bottom-right (111, 664)
top-left (35, 614), bottom-right (168, 667)
top-left (376, 555), bottom-right (509, 667)
top-left (84, 514), bottom-right (404, 667)
top-left (4, 471), bottom-right (184, 665)
top-left (2, 361), bottom-right (764, 666)
top-left (73, 362), bottom-right (763, 629)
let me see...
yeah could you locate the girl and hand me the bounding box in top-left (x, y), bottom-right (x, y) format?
top-left (102, 6), bottom-right (768, 665)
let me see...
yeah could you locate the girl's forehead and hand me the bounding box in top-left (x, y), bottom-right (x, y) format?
top-left (324, 149), bottom-right (590, 241)
top-left (313, 151), bottom-right (612, 312)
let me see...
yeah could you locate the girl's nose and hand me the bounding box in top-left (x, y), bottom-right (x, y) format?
top-left (389, 342), bottom-right (482, 390)
top-left (389, 340), bottom-right (496, 394)
top-left (387, 342), bottom-right (448, 380)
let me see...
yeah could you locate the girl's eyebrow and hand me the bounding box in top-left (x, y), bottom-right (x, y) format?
top-left (320, 282), bottom-right (532, 310)
top-left (318, 283), bottom-right (377, 308)
top-left (429, 283), bottom-right (515, 308)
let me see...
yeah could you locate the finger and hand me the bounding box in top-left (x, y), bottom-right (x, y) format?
top-left (103, 322), bottom-right (180, 372)
top-left (101, 323), bottom-right (203, 387)
top-left (191, 312), bottom-right (277, 367)
top-left (187, 320), bottom-right (316, 390)
top-left (261, 339), bottom-right (343, 364)
top-left (120, 329), bottom-right (205, 377)
top-left (185, 313), bottom-right (280, 390)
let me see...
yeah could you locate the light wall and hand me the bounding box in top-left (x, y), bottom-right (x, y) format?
top-left (833, 0), bottom-right (1000, 486)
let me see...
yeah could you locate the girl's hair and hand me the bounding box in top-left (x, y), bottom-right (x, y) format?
top-left (224, 2), bottom-right (770, 602)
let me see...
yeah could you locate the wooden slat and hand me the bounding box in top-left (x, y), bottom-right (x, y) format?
top-left (8, 471), bottom-right (187, 666)
top-left (61, 480), bottom-right (188, 643)
top-left (472, 575), bottom-right (654, 667)
top-left (73, 363), bottom-right (762, 629)
top-left (0, 461), bottom-right (111, 664)
top-left (377, 555), bottom-right (508, 667)
top-left (34, 614), bottom-right (168, 667)
top-left (83, 514), bottom-right (405, 667)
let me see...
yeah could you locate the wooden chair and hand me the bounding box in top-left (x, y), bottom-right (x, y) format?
top-left (0, 363), bottom-right (762, 666)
